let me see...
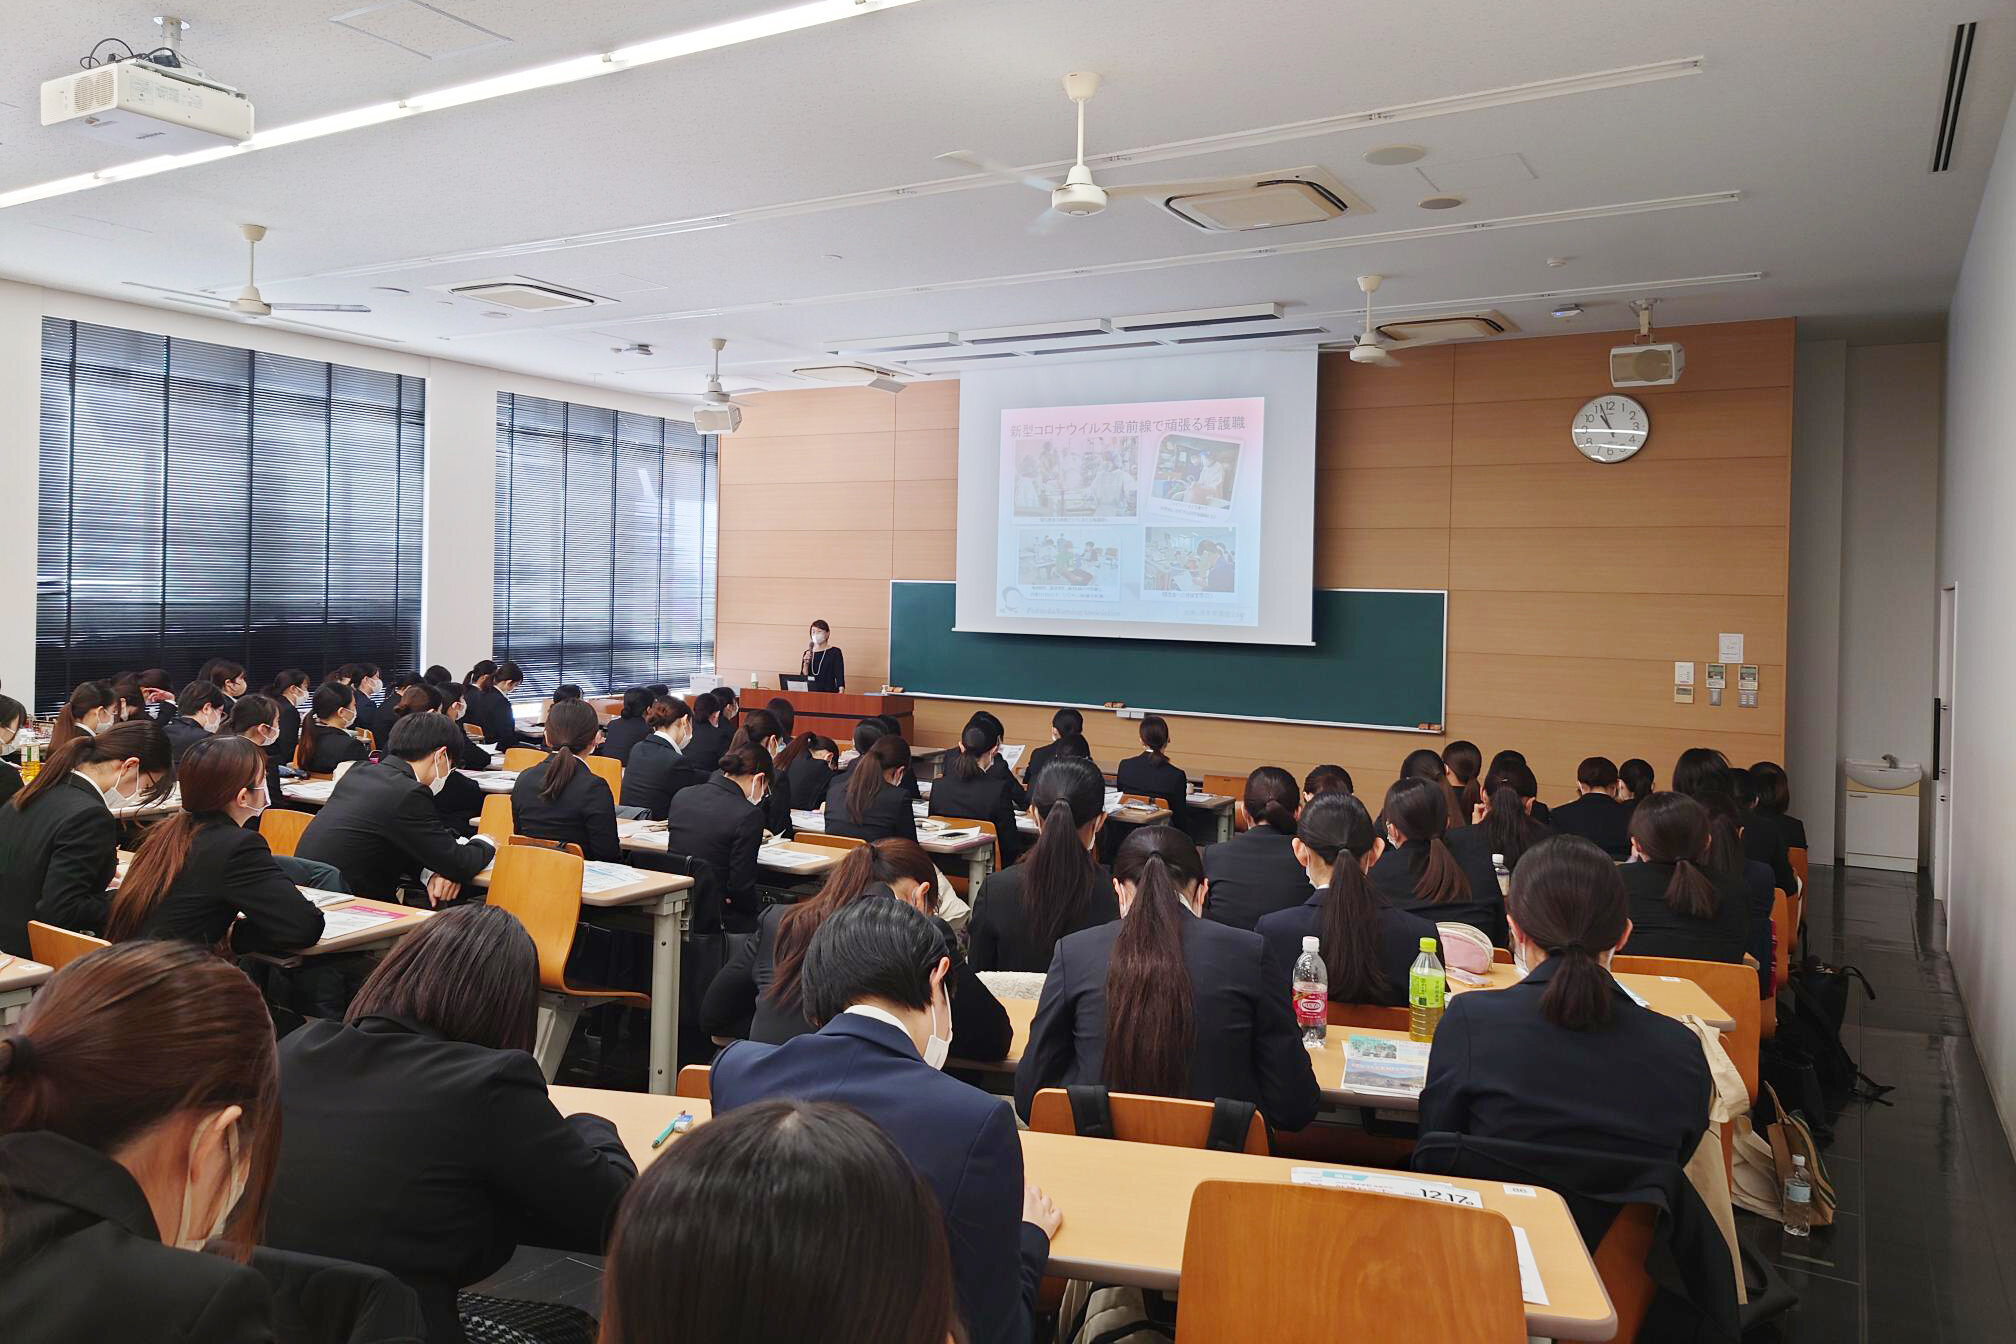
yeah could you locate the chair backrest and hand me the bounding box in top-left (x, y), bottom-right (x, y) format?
top-left (583, 753), bottom-right (622, 799)
top-left (1787, 845), bottom-right (1809, 888)
top-left (485, 844), bottom-right (586, 994)
top-left (478, 793), bottom-right (513, 843)
top-left (675, 1064), bottom-right (713, 1099)
top-left (360, 729), bottom-right (377, 753)
top-left (464, 722), bottom-right (485, 740)
top-left (1120, 791), bottom-right (1172, 810)
top-left (1177, 1181), bottom-right (1529, 1341)
top-left (1027, 1088), bottom-right (1267, 1155)
top-left (28, 920), bottom-right (109, 969)
top-left (1491, 945), bottom-right (1514, 964)
top-left (1326, 1002), bottom-right (1409, 1032)
top-left (259, 808), bottom-right (314, 858)
top-left (1591, 1202), bottom-right (1659, 1343)
top-left (502, 746), bottom-right (547, 773)
top-left (1201, 772), bottom-right (1246, 801)
top-left (509, 834), bottom-right (584, 858)
top-left (1611, 953), bottom-right (1760, 1101)
top-left (1771, 888), bottom-right (1792, 991)
top-left (796, 830), bottom-right (866, 852)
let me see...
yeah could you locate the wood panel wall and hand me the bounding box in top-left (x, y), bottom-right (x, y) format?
top-left (715, 318), bottom-right (1793, 803)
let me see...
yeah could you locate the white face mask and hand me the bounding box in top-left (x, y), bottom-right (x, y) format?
top-left (175, 1117), bottom-right (246, 1252)
top-left (921, 988), bottom-right (951, 1071)
top-left (427, 751), bottom-right (451, 794)
top-left (811, 630), bottom-right (828, 648)
top-left (102, 765), bottom-right (141, 812)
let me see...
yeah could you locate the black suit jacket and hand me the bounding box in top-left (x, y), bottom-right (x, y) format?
top-left (931, 769), bottom-right (1025, 864)
top-left (299, 726), bottom-right (370, 776)
top-left (1418, 957), bottom-right (1712, 1165)
top-left (1618, 861), bottom-right (1752, 967)
top-left (1015, 914), bottom-right (1321, 1131)
top-left (824, 767), bottom-right (918, 843)
top-left (369, 697), bottom-right (404, 750)
top-left (465, 685), bottom-right (522, 749)
top-left (294, 758), bottom-right (495, 901)
top-left (1021, 740), bottom-right (1097, 791)
top-left (511, 758), bottom-right (620, 861)
top-left (986, 755), bottom-right (1029, 810)
top-left (1201, 823), bottom-right (1309, 931)
top-left (1739, 809), bottom-right (1800, 893)
top-left (1368, 832), bottom-right (1507, 946)
top-left (682, 719), bottom-right (733, 774)
top-left (0, 1131), bottom-right (276, 1343)
top-left (1115, 752), bottom-right (1189, 828)
top-left (136, 818), bottom-right (326, 953)
top-left (802, 645), bottom-right (845, 692)
top-left (713, 1013), bottom-right (1040, 1344)
top-left (269, 696), bottom-right (303, 771)
top-left (1255, 891), bottom-right (1441, 1008)
top-left (163, 715), bottom-right (213, 764)
top-left (1548, 792), bottom-right (1634, 859)
top-left (268, 1016), bottom-right (635, 1344)
top-left (0, 773), bottom-right (119, 956)
top-left (782, 750), bottom-right (835, 811)
top-left (619, 733), bottom-right (698, 819)
top-left (968, 859), bottom-right (1117, 973)
top-left (664, 772), bottom-right (766, 920)
top-left (595, 715), bottom-right (652, 765)
top-left (0, 759), bottom-right (19, 808)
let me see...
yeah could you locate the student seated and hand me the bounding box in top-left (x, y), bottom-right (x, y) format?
top-left (199, 658), bottom-right (249, 701)
top-left (0, 941), bottom-right (282, 1342)
top-left (600, 1099), bottom-right (957, 1344)
top-left (665, 742), bottom-right (771, 929)
top-left (969, 756), bottom-right (1116, 973)
top-left (49, 680), bottom-right (118, 753)
top-left (963, 710), bottom-right (1029, 811)
top-left (1257, 791), bottom-right (1438, 1008)
top-left (684, 692), bottom-right (733, 771)
top-left (1488, 748), bottom-right (1550, 824)
top-left (295, 713), bottom-right (496, 904)
top-left (850, 715), bottom-right (923, 800)
top-left (1115, 714), bottom-right (1189, 829)
top-left (221, 694), bottom-right (288, 809)
top-left (510, 700), bottom-right (620, 861)
top-left (1747, 760), bottom-right (1808, 853)
top-left (1200, 767), bottom-right (1307, 931)
top-left (728, 709), bottom-right (794, 838)
top-left (774, 731), bottom-right (838, 812)
top-left (930, 719), bottom-right (1025, 864)
top-left (393, 683), bottom-right (485, 832)
top-left (1619, 792), bottom-right (1752, 966)
top-left (1015, 825), bottom-right (1320, 1132)
top-left (104, 736), bottom-right (323, 954)
top-left (709, 685), bottom-right (741, 732)
top-left (711, 898), bottom-right (1051, 1344)
top-left (461, 659), bottom-right (525, 749)
top-left (1401, 746), bottom-right (1458, 821)
top-left (1619, 757), bottom-right (1655, 813)
top-left (369, 673), bottom-right (421, 746)
top-left (763, 696), bottom-right (797, 740)
top-left (824, 735), bottom-right (917, 843)
top-left (267, 906), bottom-right (635, 1344)
top-left (1302, 763), bottom-right (1353, 801)
top-left (1467, 760), bottom-right (1550, 872)
top-left (294, 683), bottom-right (371, 776)
top-left (0, 721), bottom-right (174, 956)
top-left (1676, 747), bottom-right (1797, 896)
top-left (1367, 777), bottom-right (1505, 945)
top-left (1419, 835), bottom-right (1711, 1164)
top-left (704, 837), bottom-right (1008, 1056)
top-left (165, 682), bottom-right (229, 763)
top-left (1547, 755), bottom-right (1632, 858)
top-left (1023, 707), bottom-right (1096, 788)
top-left (621, 695), bottom-right (698, 819)
top-left (262, 669), bottom-right (312, 766)
top-left (1732, 760), bottom-right (1803, 893)
top-left (0, 694), bottom-right (26, 808)
top-left (1441, 739), bottom-right (1483, 822)
top-left (596, 687), bottom-right (654, 764)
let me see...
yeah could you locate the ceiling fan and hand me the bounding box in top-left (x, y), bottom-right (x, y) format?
top-left (938, 71), bottom-right (1251, 222)
top-left (130, 223), bottom-right (370, 317)
top-left (1347, 274), bottom-right (1463, 366)
top-left (670, 338), bottom-right (753, 408)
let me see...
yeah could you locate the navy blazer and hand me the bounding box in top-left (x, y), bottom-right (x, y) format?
top-left (1548, 792), bottom-right (1634, 859)
top-left (682, 719), bottom-right (734, 775)
top-left (824, 767), bottom-right (918, 843)
top-left (298, 725), bottom-right (371, 776)
top-left (511, 757), bottom-right (621, 862)
top-left (1255, 891), bottom-right (1441, 1008)
top-left (1418, 957), bottom-right (1712, 1165)
top-left (713, 1013), bottom-right (1045, 1344)
top-left (1618, 861), bottom-right (1751, 967)
top-left (162, 715), bottom-right (213, 764)
top-left (1201, 822), bottom-right (1309, 931)
top-left (464, 685), bottom-right (522, 749)
top-left (0, 773), bottom-right (120, 956)
top-left (1015, 914), bottom-right (1320, 1132)
top-left (1114, 752), bottom-right (1189, 829)
top-left (1367, 832), bottom-right (1507, 946)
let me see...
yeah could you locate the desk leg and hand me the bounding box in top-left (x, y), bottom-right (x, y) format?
top-left (966, 846), bottom-right (993, 894)
top-left (1215, 809), bottom-right (1234, 844)
top-left (648, 892), bottom-right (688, 1095)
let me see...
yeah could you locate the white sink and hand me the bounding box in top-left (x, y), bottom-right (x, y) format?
top-left (1845, 759), bottom-right (1921, 791)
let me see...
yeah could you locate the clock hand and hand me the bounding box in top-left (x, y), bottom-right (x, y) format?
top-left (1599, 411), bottom-right (1615, 431)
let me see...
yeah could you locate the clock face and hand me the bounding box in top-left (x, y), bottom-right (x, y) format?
top-left (1570, 395), bottom-right (1648, 463)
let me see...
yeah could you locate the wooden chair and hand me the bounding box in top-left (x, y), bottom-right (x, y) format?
top-left (1177, 1181), bottom-right (1529, 1341)
top-left (795, 831), bottom-right (866, 853)
top-left (1120, 792), bottom-right (1172, 812)
top-left (509, 834), bottom-right (584, 858)
top-left (1763, 888), bottom-right (1792, 1039)
top-left (1028, 1088), bottom-right (1269, 1155)
top-left (583, 753), bottom-right (622, 800)
top-left (1492, 945), bottom-right (1514, 964)
top-left (259, 808), bottom-right (315, 858)
top-left (28, 920), bottom-right (109, 970)
top-left (932, 817), bottom-right (997, 896)
top-left (485, 845), bottom-right (649, 1080)
top-left (464, 723), bottom-right (485, 740)
top-left (502, 747), bottom-right (547, 773)
top-left (1591, 1203), bottom-right (1660, 1343)
top-left (1326, 1001), bottom-right (1409, 1032)
top-left (675, 1064), bottom-right (713, 1100)
top-left (478, 793), bottom-right (514, 844)
top-left (1201, 773), bottom-right (1246, 828)
top-left (1611, 953), bottom-right (1760, 1103)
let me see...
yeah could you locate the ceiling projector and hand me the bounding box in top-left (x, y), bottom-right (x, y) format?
top-left (42, 59), bottom-right (252, 151)
top-left (1609, 342), bottom-right (1686, 388)
top-left (692, 402), bottom-right (743, 435)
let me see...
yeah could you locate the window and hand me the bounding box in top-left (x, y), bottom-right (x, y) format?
top-left (493, 393), bottom-right (716, 696)
top-left (36, 318), bottom-right (426, 712)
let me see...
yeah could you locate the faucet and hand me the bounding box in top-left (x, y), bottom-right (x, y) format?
top-left (1882, 753), bottom-right (1899, 768)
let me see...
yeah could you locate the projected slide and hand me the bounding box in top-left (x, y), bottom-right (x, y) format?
top-left (995, 397), bottom-right (1264, 628)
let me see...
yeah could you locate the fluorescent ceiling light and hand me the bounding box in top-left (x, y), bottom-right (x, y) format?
top-left (0, 0), bottom-right (931, 212)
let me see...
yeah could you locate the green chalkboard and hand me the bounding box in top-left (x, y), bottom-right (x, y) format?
top-left (887, 581), bottom-right (1445, 731)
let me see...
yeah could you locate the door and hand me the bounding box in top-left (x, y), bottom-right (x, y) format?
top-left (1933, 583), bottom-right (1957, 901)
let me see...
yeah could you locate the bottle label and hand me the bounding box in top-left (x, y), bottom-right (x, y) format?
top-left (1293, 989), bottom-right (1326, 1026)
top-left (1785, 1185), bottom-right (1811, 1205)
top-left (1409, 972), bottom-right (1445, 1007)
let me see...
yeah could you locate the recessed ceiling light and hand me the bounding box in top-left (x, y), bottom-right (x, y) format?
top-left (483, 310), bottom-right (510, 319)
top-left (1546, 256), bottom-right (1572, 268)
top-left (1418, 194), bottom-right (1465, 210)
top-left (823, 253), bottom-right (844, 261)
top-left (1552, 304), bottom-right (1584, 319)
top-left (1363, 144), bottom-right (1426, 166)
top-left (370, 285), bottom-right (411, 294)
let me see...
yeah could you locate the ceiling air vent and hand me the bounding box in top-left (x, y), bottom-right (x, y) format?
top-left (1373, 310), bottom-right (1517, 344)
top-left (1162, 168), bottom-right (1371, 232)
top-left (1932, 22), bottom-right (1978, 172)
top-left (443, 277), bottom-right (609, 311)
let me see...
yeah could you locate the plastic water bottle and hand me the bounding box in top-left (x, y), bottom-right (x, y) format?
top-left (1408, 937), bottom-right (1446, 1042)
top-left (1782, 1155), bottom-right (1812, 1237)
top-left (1292, 936), bottom-right (1328, 1047)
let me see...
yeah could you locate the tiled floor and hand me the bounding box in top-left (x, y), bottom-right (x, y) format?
top-left (483, 863), bottom-right (2016, 1340)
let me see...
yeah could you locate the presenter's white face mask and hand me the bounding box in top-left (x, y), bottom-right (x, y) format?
top-left (810, 630), bottom-right (827, 648)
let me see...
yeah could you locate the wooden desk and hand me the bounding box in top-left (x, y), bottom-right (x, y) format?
top-left (551, 1087), bottom-right (1614, 1340)
top-left (282, 769), bottom-right (516, 809)
top-left (0, 953), bottom-right (53, 1027)
top-left (744, 690), bottom-right (912, 745)
top-left (614, 821), bottom-right (843, 880)
top-left (790, 808), bottom-right (997, 890)
top-left (297, 894), bottom-right (433, 956)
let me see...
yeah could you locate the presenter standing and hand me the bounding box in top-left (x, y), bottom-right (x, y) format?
top-left (801, 619), bottom-right (846, 692)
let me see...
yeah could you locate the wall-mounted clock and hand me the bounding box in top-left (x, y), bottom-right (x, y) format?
top-left (1571, 394), bottom-right (1648, 463)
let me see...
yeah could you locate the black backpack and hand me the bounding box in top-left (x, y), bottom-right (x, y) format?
top-left (1757, 959), bottom-right (1890, 1138)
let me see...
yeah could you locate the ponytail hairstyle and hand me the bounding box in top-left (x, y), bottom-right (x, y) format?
top-left (1671, 747), bottom-right (1742, 877)
top-left (465, 659), bottom-right (498, 690)
top-left (393, 684), bottom-right (441, 720)
top-left (1380, 777), bottom-right (1470, 904)
top-left (1138, 714), bottom-right (1170, 756)
top-left (717, 742), bottom-right (773, 783)
top-left (1051, 706), bottom-right (1084, 738)
top-left (1442, 740), bottom-right (1484, 818)
top-left (538, 699), bottom-right (602, 803)
top-left (1505, 835), bottom-right (1629, 1030)
top-left (51, 680), bottom-right (115, 751)
top-left (15, 719), bottom-right (174, 813)
top-left (729, 709), bottom-right (784, 756)
top-left (768, 837), bottom-right (939, 1017)
top-left (1241, 765), bottom-right (1300, 834)
top-left (262, 668), bottom-right (310, 703)
top-left (619, 687), bottom-right (651, 720)
top-left (295, 682), bottom-right (358, 769)
top-left (1481, 761), bottom-right (1546, 871)
top-left (1299, 792), bottom-right (1395, 1001)
top-left (1104, 826), bottom-right (1200, 1097)
top-left (645, 695), bottom-right (690, 733)
top-left (1020, 755), bottom-right (1108, 958)
top-left (844, 734), bottom-right (910, 822)
top-left (946, 718), bottom-right (1001, 782)
top-left (1629, 791), bottom-right (1720, 919)
top-left (775, 730), bottom-right (830, 772)
top-left (1749, 761), bottom-right (1792, 817)
top-left (692, 692), bottom-right (721, 728)
top-left (493, 660), bottom-right (523, 689)
top-left (206, 660), bottom-right (246, 693)
top-left (1403, 747), bottom-right (1463, 827)
top-left (1618, 757), bottom-right (1655, 802)
top-left (108, 736), bottom-right (267, 941)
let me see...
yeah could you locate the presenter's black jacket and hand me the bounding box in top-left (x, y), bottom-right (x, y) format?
top-left (511, 758), bottom-right (621, 862)
top-left (782, 750), bottom-right (835, 811)
top-left (464, 684), bottom-right (522, 749)
top-left (621, 733), bottom-right (702, 819)
top-left (824, 766), bottom-right (919, 843)
top-left (0, 773), bottom-right (119, 955)
top-left (163, 715), bottom-right (213, 764)
top-left (1255, 891), bottom-right (1441, 1008)
top-left (268, 1015), bottom-right (636, 1344)
top-left (803, 645), bottom-right (845, 692)
top-left (298, 725), bottom-right (371, 776)
top-left (1023, 739), bottom-right (1097, 791)
top-left (134, 817), bottom-right (326, 953)
top-left (294, 757), bottom-right (496, 902)
top-left (1617, 861), bottom-right (1751, 967)
top-left (1418, 956), bottom-right (1711, 1165)
top-left (1201, 822), bottom-right (1308, 931)
top-left (664, 771), bottom-right (766, 924)
top-left (595, 714), bottom-right (653, 765)
top-left (1367, 829), bottom-right (1507, 946)
top-left (0, 1131), bottom-right (278, 1344)
top-left (930, 768), bottom-right (1026, 864)
top-left (1547, 791), bottom-right (1634, 859)
top-left (1015, 913), bottom-right (1321, 1132)
top-left (1115, 751), bottom-right (1189, 828)
top-left (968, 858), bottom-right (1117, 973)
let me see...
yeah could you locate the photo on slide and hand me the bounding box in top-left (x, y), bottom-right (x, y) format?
top-left (1015, 526), bottom-right (1127, 599)
top-left (1150, 434), bottom-right (1239, 514)
top-left (1143, 527), bottom-right (1238, 597)
top-left (1010, 436), bottom-right (1140, 519)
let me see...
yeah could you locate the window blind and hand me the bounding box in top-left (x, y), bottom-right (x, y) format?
top-left (36, 318), bottom-right (426, 712)
top-left (493, 393), bottom-right (716, 696)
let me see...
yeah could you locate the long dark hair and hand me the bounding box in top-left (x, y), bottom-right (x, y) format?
top-left (1138, 714), bottom-right (1170, 756)
top-left (1619, 757), bottom-right (1655, 801)
top-left (465, 659), bottom-right (498, 689)
top-left (345, 905), bottom-right (539, 1053)
top-left (1506, 835), bottom-right (1628, 1030)
top-left (295, 682), bottom-right (357, 769)
top-left (727, 709), bottom-right (784, 756)
top-left (1300, 792), bottom-right (1395, 1001)
top-left (1630, 791), bottom-right (1720, 919)
top-left (262, 668), bottom-right (310, 702)
top-left (774, 730), bottom-right (834, 773)
top-left (1442, 739), bottom-right (1483, 818)
top-left (946, 718), bottom-right (1000, 782)
top-left (769, 838), bottom-right (938, 1018)
top-left (51, 680), bottom-right (114, 752)
top-left (600, 1098), bottom-right (958, 1344)
top-left (1020, 755), bottom-right (1107, 959)
top-left (107, 736), bottom-right (267, 942)
top-left (15, 719), bottom-right (174, 812)
top-left (844, 735), bottom-right (909, 823)
top-left (1671, 748), bottom-right (1744, 878)
top-left (1241, 766), bottom-right (1299, 833)
top-left (1104, 826), bottom-right (1199, 1097)
top-left (1381, 777), bottom-right (1469, 904)
top-left (1402, 747), bottom-right (1462, 827)
top-left (1748, 761), bottom-right (1792, 816)
top-left (539, 699), bottom-right (601, 804)
top-left (1481, 761), bottom-right (1547, 871)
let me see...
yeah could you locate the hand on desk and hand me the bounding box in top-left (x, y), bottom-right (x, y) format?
top-left (425, 874), bottom-right (463, 907)
top-left (1022, 1183), bottom-right (1062, 1240)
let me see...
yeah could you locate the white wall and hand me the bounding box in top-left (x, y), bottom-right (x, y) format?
top-left (1944, 87), bottom-right (2016, 1154)
top-left (1788, 340), bottom-right (1847, 859)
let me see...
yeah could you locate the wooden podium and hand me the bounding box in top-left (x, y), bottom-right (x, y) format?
top-left (761, 691), bottom-right (913, 744)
